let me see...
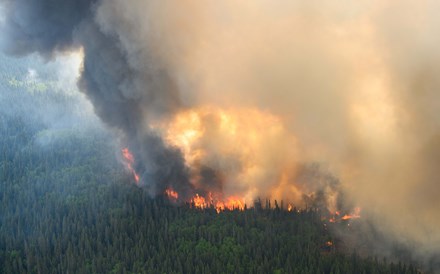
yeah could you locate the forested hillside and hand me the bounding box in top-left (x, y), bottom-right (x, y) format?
top-left (0, 54), bottom-right (421, 273)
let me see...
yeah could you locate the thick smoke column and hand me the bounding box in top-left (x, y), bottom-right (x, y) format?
top-left (2, 0), bottom-right (440, 269)
top-left (0, 0), bottom-right (194, 198)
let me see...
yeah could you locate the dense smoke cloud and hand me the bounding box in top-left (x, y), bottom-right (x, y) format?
top-left (0, 0), bottom-right (94, 56)
top-left (137, 1), bottom-right (440, 267)
top-left (0, 0), bottom-right (194, 198)
top-left (1, 0), bottom-right (440, 269)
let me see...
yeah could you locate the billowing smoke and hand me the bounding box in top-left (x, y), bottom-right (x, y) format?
top-left (0, 0), bottom-right (195, 198)
top-left (1, 0), bottom-right (440, 269)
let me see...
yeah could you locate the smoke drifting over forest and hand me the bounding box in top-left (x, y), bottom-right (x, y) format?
top-left (1, 0), bottom-right (439, 268)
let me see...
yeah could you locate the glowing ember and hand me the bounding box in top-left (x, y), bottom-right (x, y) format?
top-left (121, 148), bottom-right (140, 183)
top-left (288, 204), bottom-right (293, 212)
top-left (328, 207), bottom-right (361, 223)
top-left (165, 188), bottom-right (179, 201)
top-left (341, 207), bottom-right (361, 221)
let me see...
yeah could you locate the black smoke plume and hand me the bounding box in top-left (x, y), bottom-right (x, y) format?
top-left (3, 2), bottom-right (440, 270)
top-left (0, 0), bottom-right (193, 198)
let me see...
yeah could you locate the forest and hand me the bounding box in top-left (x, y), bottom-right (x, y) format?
top-left (0, 54), bottom-right (421, 273)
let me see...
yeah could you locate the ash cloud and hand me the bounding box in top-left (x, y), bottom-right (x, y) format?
top-left (2, 0), bottom-right (440, 270)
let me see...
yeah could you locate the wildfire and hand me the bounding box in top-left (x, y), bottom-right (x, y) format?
top-left (126, 106), bottom-right (357, 217)
top-left (167, 191), bottom-right (246, 213)
top-left (191, 194), bottom-right (208, 209)
top-left (165, 188), bottom-right (179, 201)
top-left (162, 186), bottom-right (359, 220)
top-left (152, 106), bottom-right (299, 209)
top-left (341, 207), bottom-right (361, 221)
top-left (214, 196), bottom-right (245, 212)
top-left (121, 148), bottom-right (140, 184)
top-left (328, 207), bottom-right (361, 223)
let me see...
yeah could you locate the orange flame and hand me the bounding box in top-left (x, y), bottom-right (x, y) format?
top-left (221, 197), bottom-right (245, 211)
top-left (121, 148), bottom-right (140, 183)
top-left (328, 207), bottom-right (361, 222)
top-left (191, 194), bottom-right (208, 209)
top-left (341, 207), bottom-right (361, 221)
top-left (163, 188), bottom-right (357, 219)
top-left (165, 188), bottom-right (179, 201)
top-left (187, 193), bottom-right (245, 213)
top-left (152, 106), bottom-right (300, 209)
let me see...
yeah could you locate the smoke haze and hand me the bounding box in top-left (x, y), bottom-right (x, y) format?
top-left (1, 0), bottom-right (440, 269)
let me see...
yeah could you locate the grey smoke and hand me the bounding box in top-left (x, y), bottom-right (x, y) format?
top-left (0, 0), bottom-right (194, 198)
top-left (2, 1), bottom-right (440, 271)
top-left (0, 0), bottom-right (94, 57)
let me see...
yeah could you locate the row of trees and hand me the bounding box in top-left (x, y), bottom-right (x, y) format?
top-left (0, 53), bottom-right (421, 273)
top-left (0, 116), bottom-right (420, 273)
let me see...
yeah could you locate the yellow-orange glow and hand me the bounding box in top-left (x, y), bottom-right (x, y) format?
top-left (121, 148), bottom-right (140, 183)
top-left (221, 197), bottom-right (245, 211)
top-left (153, 106), bottom-right (355, 214)
top-left (187, 192), bottom-right (245, 213)
top-left (288, 204), bottom-right (293, 212)
top-left (153, 106), bottom-right (299, 208)
top-left (191, 194), bottom-right (208, 209)
top-left (165, 188), bottom-right (179, 201)
top-left (328, 207), bottom-right (361, 223)
top-left (341, 207), bottom-right (361, 221)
